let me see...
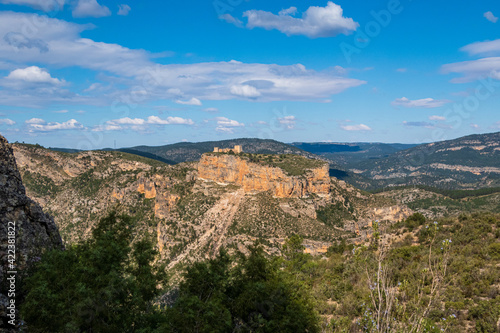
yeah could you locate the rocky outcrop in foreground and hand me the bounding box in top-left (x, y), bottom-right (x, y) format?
top-left (198, 154), bottom-right (330, 198)
top-left (0, 135), bottom-right (62, 330)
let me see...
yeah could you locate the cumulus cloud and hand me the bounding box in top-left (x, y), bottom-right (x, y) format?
top-left (219, 14), bottom-right (243, 28)
top-left (175, 97), bottom-right (202, 106)
top-left (396, 68), bottom-right (407, 73)
top-left (117, 4), bottom-right (131, 16)
top-left (5, 66), bottom-right (63, 85)
top-left (73, 0), bottom-right (111, 18)
top-left (230, 84), bottom-right (261, 98)
top-left (391, 97), bottom-right (450, 108)
top-left (0, 0), bottom-right (64, 11)
top-left (146, 116), bottom-right (194, 125)
top-left (243, 2), bottom-right (358, 38)
top-left (341, 123), bottom-right (371, 131)
top-left (215, 116), bottom-right (244, 133)
top-left (0, 118), bottom-right (15, 125)
top-left (484, 11), bottom-right (498, 23)
top-left (26, 118), bottom-right (83, 131)
top-left (278, 115), bottom-right (296, 129)
top-left (94, 116), bottom-right (194, 131)
top-left (429, 115), bottom-right (446, 121)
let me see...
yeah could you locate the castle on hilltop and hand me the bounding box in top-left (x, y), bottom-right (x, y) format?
top-left (213, 145), bottom-right (242, 154)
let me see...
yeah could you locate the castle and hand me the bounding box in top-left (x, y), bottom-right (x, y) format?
top-left (213, 145), bottom-right (242, 154)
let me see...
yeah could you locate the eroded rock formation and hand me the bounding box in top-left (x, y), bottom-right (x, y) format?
top-left (197, 154), bottom-right (330, 198)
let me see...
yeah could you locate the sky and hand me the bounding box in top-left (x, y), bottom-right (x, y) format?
top-left (0, 0), bottom-right (499, 149)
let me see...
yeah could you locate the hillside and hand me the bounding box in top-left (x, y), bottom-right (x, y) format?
top-left (290, 142), bottom-right (418, 167)
top-left (343, 132), bottom-right (500, 190)
top-left (11, 143), bottom-right (410, 270)
top-left (120, 138), bottom-right (322, 164)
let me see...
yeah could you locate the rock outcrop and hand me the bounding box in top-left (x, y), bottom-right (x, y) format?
top-left (197, 154), bottom-right (330, 198)
top-left (0, 135), bottom-right (63, 330)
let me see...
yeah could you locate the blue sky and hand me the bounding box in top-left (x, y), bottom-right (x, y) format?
top-left (0, 0), bottom-right (499, 149)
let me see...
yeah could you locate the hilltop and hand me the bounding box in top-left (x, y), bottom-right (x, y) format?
top-left (112, 138), bottom-right (322, 164)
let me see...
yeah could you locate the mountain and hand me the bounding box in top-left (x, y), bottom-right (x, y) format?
top-left (11, 143), bottom-right (411, 271)
top-left (0, 135), bottom-right (62, 331)
top-left (342, 132), bottom-right (500, 190)
top-left (115, 138), bottom-right (322, 164)
top-left (290, 142), bottom-right (418, 167)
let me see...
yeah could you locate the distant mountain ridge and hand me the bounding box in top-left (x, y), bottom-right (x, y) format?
top-left (345, 132), bottom-right (500, 190)
top-left (44, 132), bottom-right (500, 191)
top-left (116, 138), bottom-right (322, 164)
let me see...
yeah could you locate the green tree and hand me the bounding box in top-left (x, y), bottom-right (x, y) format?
top-left (21, 212), bottom-right (166, 333)
top-left (161, 245), bottom-right (320, 333)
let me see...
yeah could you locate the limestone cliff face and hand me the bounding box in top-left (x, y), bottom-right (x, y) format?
top-left (0, 135), bottom-right (63, 330)
top-left (197, 154), bottom-right (330, 198)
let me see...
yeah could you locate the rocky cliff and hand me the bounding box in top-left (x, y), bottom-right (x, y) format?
top-left (0, 135), bottom-right (63, 330)
top-left (197, 153), bottom-right (330, 198)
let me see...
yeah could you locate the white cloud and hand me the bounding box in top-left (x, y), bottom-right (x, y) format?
top-left (25, 118), bottom-right (46, 124)
top-left (470, 123), bottom-right (480, 129)
top-left (6, 66), bottom-right (63, 85)
top-left (0, 0), bottom-right (64, 11)
top-left (243, 2), bottom-right (358, 38)
top-left (117, 4), bottom-right (131, 16)
top-left (341, 124), bottom-right (371, 131)
top-left (215, 116), bottom-right (244, 133)
top-left (0, 118), bottom-right (15, 125)
top-left (52, 109), bottom-right (69, 113)
top-left (441, 39), bottom-right (500, 83)
top-left (146, 116), bottom-right (194, 125)
top-left (107, 117), bottom-right (145, 125)
top-left (429, 115), bottom-right (446, 121)
top-left (391, 97), bottom-right (450, 108)
top-left (460, 39), bottom-right (500, 57)
top-left (441, 57), bottom-right (500, 83)
top-left (278, 115), bottom-right (296, 129)
top-left (219, 14), bottom-right (243, 28)
top-left (175, 97), bottom-right (202, 106)
top-left (73, 0), bottom-right (111, 18)
top-left (484, 11), bottom-right (498, 23)
top-left (396, 68), bottom-right (407, 73)
top-left (215, 117), bottom-right (244, 127)
top-left (279, 7), bottom-right (298, 16)
top-left (0, 12), bottom-right (365, 106)
top-left (230, 84), bottom-right (261, 98)
top-left (27, 118), bottom-right (83, 131)
top-left (94, 116), bottom-right (194, 131)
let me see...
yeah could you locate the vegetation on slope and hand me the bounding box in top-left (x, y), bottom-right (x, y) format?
top-left (21, 212), bottom-right (500, 332)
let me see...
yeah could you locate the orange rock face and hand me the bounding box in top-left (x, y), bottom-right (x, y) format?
top-left (197, 154), bottom-right (330, 198)
top-left (137, 179), bottom-right (156, 199)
